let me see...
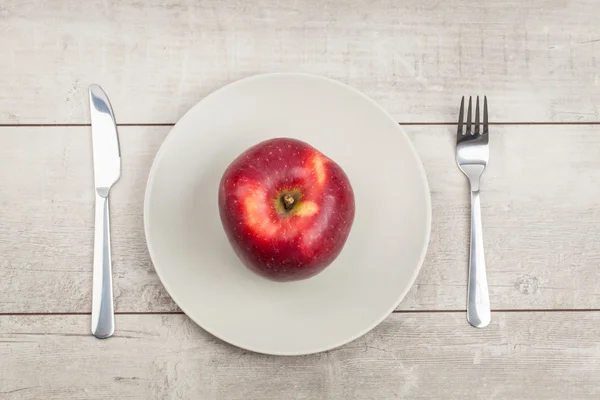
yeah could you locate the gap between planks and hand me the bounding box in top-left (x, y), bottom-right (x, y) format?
top-left (1, 309), bottom-right (600, 317)
top-left (1, 122), bottom-right (600, 128)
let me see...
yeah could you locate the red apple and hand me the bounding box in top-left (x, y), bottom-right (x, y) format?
top-left (218, 137), bottom-right (355, 282)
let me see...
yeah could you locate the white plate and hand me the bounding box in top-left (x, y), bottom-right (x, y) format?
top-left (144, 73), bottom-right (431, 355)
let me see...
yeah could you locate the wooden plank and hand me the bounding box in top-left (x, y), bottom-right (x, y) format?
top-left (1, 312), bottom-right (599, 399)
top-left (0, 125), bottom-right (599, 313)
top-left (404, 125), bottom-right (600, 311)
top-left (1, 0), bottom-right (600, 124)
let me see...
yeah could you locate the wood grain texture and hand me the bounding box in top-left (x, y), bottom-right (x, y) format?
top-left (1, 125), bottom-right (599, 313)
top-left (2, 0), bottom-right (600, 124)
top-left (1, 312), bottom-right (599, 399)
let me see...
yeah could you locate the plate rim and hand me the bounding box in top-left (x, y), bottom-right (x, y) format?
top-left (143, 72), bottom-right (432, 356)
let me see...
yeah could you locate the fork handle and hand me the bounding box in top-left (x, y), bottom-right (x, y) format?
top-left (91, 192), bottom-right (115, 338)
top-left (467, 190), bottom-right (491, 328)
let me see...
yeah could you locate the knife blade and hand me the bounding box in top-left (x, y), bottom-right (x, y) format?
top-left (89, 84), bottom-right (121, 339)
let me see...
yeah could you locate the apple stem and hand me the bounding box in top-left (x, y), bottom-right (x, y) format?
top-left (282, 194), bottom-right (295, 210)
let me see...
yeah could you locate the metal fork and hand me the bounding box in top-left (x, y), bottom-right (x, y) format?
top-left (456, 96), bottom-right (490, 328)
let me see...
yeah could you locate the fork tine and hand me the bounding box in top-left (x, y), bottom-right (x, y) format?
top-left (457, 96), bottom-right (464, 137)
top-left (466, 96), bottom-right (472, 135)
top-left (474, 96), bottom-right (480, 135)
top-left (483, 96), bottom-right (488, 135)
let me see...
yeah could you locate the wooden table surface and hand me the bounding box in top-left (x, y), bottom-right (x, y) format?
top-left (2, 1), bottom-right (600, 399)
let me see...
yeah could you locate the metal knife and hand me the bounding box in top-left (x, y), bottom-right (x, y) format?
top-left (89, 84), bottom-right (121, 339)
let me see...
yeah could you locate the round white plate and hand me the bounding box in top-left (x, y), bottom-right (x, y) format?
top-left (144, 73), bottom-right (431, 355)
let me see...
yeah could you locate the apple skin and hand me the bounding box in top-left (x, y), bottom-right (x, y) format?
top-left (218, 137), bottom-right (355, 282)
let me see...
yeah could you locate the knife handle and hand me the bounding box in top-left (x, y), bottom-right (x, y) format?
top-left (91, 192), bottom-right (115, 338)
